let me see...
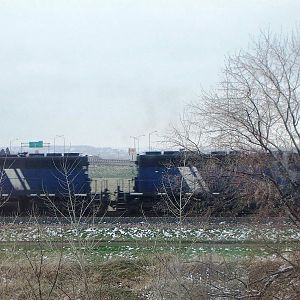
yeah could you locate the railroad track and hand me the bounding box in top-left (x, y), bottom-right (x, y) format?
top-left (0, 216), bottom-right (291, 225)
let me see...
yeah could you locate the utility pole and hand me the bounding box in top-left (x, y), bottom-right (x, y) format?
top-left (148, 131), bottom-right (157, 151)
top-left (54, 135), bottom-right (65, 153)
top-left (130, 134), bottom-right (145, 154)
top-left (9, 138), bottom-right (19, 153)
top-left (130, 136), bottom-right (138, 160)
top-left (137, 134), bottom-right (145, 154)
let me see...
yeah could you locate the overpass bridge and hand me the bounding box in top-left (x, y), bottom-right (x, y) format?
top-left (88, 156), bottom-right (135, 167)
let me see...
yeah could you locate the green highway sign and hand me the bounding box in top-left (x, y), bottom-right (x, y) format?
top-left (29, 141), bottom-right (44, 148)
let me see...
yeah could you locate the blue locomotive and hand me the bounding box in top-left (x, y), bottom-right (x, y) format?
top-left (0, 152), bottom-right (91, 214)
top-left (115, 151), bottom-right (215, 213)
top-left (115, 150), bottom-right (300, 215)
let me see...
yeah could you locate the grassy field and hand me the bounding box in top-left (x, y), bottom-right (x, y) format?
top-left (0, 220), bottom-right (299, 261)
top-left (0, 219), bottom-right (299, 299)
top-left (89, 165), bottom-right (137, 193)
top-left (89, 165), bottom-right (136, 179)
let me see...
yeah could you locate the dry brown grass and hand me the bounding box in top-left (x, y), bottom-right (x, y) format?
top-left (0, 252), bottom-right (148, 300)
top-left (0, 248), bottom-right (299, 299)
top-left (145, 253), bottom-right (300, 300)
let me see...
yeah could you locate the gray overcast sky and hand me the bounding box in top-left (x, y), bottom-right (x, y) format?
top-left (0, 0), bottom-right (299, 149)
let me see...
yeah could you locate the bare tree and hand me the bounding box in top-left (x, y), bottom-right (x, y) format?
top-left (198, 30), bottom-right (300, 150)
top-left (169, 30), bottom-right (300, 221)
top-left (164, 30), bottom-right (300, 297)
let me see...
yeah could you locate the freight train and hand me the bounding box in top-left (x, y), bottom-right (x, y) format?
top-left (0, 150), bottom-right (216, 215)
top-left (0, 150), bottom-right (299, 215)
